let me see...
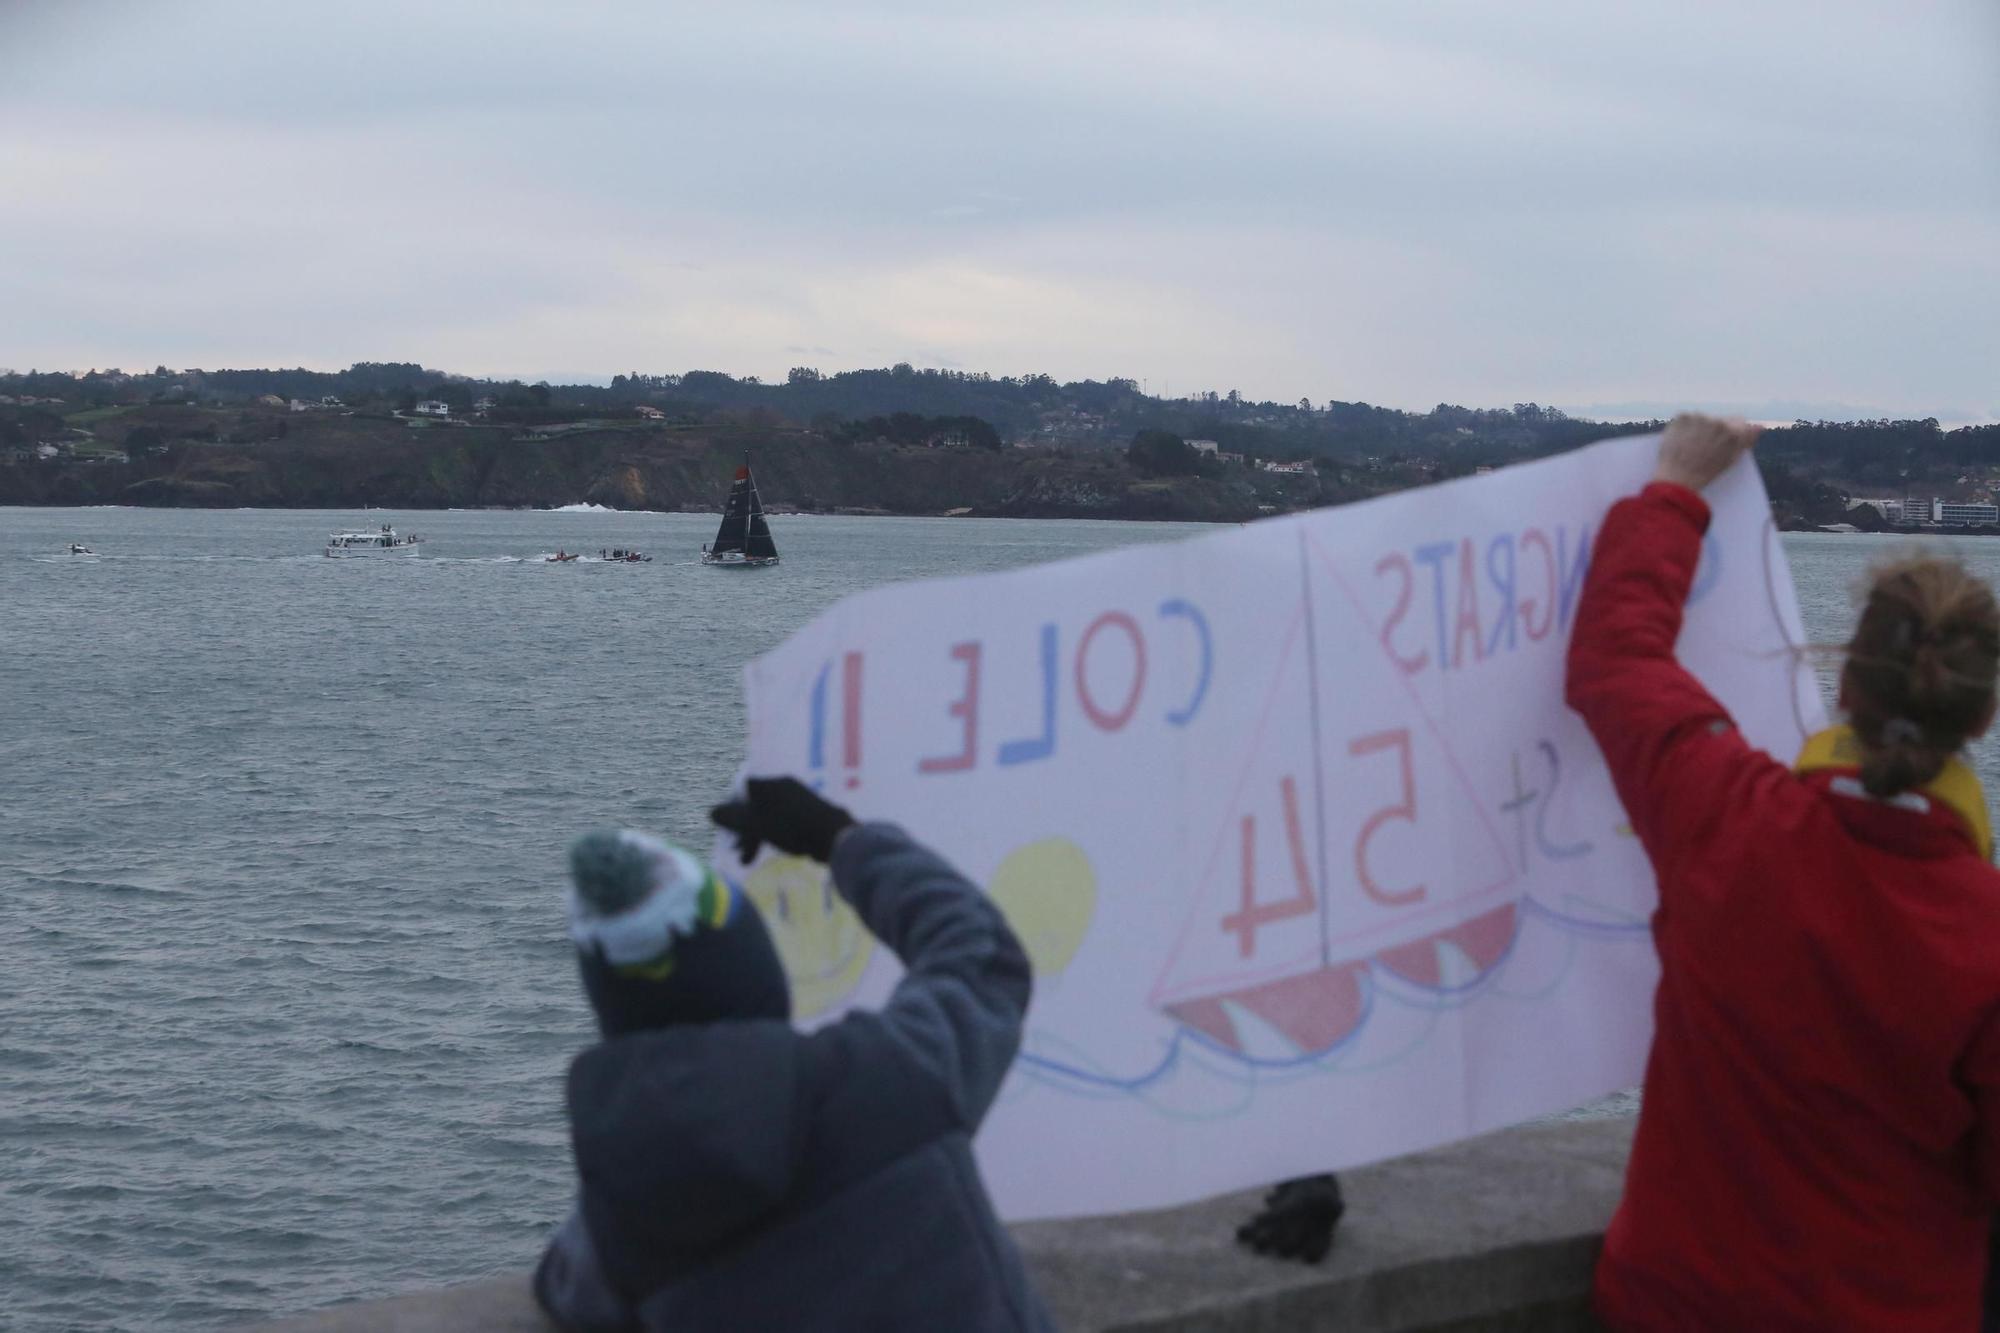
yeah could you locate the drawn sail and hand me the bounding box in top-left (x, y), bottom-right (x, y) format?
top-left (702, 463), bottom-right (781, 566)
top-left (1147, 528), bottom-right (1521, 1061)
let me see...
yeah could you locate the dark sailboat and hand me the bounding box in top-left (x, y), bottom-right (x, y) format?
top-left (701, 463), bottom-right (781, 567)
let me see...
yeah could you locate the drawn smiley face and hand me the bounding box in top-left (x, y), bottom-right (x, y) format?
top-left (743, 854), bottom-right (876, 1020)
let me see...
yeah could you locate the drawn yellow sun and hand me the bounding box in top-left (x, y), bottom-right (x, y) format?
top-left (986, 837), bottom-right (1097, 977)
top-left (743, 855), bottom-right (875, 1020)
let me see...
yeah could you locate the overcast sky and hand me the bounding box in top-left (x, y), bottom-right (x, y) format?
top-left (2, 0), bottom-right (1994, 421)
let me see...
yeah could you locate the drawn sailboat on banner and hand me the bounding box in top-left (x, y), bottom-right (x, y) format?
top-left (1148, 533), bottom-right (1519, 1060)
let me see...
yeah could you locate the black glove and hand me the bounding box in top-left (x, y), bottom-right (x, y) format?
top-left (709, 777), bottom-right (855, 864)
top-left (1235, 1173), bottom-right (1344, 1265)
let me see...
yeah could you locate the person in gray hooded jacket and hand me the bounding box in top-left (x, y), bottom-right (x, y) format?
top-left (535, 776), bottom-right (1055, 1333)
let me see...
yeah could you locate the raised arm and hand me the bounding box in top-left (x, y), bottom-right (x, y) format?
top-left (826, 820), bottom-right (1033, 1128)
top-left (712, 778), bottom-right (1032, 1133)
top-left (1565, 417), bottom-right (1787, 880)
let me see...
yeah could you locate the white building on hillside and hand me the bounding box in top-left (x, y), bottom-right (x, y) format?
top-left (1934, 500), bottom-right (1999, 527)
top-left (414, 400), bottom-right (451, 417)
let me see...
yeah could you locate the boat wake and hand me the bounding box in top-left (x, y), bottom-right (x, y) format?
top-left (30, 553), bottom-right (326, 564)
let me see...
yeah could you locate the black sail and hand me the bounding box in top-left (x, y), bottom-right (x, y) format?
top-left (710, 468), bottom-right (753, 554)
top-left (744, 474), bottom-right (778, 559)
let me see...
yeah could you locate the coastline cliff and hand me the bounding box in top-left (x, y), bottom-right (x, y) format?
top-left (0, 416), bottom-right (1330, 521)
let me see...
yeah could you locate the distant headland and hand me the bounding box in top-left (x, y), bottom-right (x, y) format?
top-left (2, 363), bottom-right (1991, 528)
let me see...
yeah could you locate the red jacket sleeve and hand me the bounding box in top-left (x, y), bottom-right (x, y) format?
top-left (1564, 482), bottom-right (1791, 892)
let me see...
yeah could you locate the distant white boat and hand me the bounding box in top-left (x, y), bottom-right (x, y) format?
top-left (66, 543), bottom-right (96, 556)
top-left (326, 524), bottom-right (424, 556)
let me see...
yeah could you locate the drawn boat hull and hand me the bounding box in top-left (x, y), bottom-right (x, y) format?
top-left (1160, 902), bottom-right (1520, 1057)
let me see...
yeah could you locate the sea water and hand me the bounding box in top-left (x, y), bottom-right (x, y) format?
top-left (0, 507), bottom-right (1192, 1330)
top-left (4, 511), bottom-right (1997, 1330)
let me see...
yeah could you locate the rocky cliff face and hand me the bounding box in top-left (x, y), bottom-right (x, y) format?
top-left (0, 421), bottom-right (1315, 521)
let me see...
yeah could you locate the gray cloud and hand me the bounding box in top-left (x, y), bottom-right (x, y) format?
top-left (1, 0), bottom-right (1993, 421)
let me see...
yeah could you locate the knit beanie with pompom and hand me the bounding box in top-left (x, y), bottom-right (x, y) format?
top-left (566, 829), bottom-right (789, 1037)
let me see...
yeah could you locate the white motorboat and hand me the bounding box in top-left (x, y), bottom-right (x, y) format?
top-left (66, 543), bottom-right (96, 556)
top-left (325, 524), bottom-right (425, 556)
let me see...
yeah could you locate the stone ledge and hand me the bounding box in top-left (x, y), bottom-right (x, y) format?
top-left (245, 1116), bottom-right (1631, 1333)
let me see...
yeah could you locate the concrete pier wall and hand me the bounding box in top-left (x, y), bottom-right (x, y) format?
top-left (246, 1116), bottom-right (1632, 1333)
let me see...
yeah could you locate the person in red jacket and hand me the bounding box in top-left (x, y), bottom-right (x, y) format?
top-left (1568, 413), bottom-right (2000, 1332)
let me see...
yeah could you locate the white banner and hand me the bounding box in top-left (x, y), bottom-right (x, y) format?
top-left (722, 435), bottom-right (1823, 1220)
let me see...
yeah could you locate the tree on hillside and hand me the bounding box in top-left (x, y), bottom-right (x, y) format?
top-left (1127, 429), bottom-right (1201, 477)
top-left (679, 371), bottom-right (737, 398)
top-left (122, 424), bottom-right (168, 454)
top-left (836, 412), bottom-right (1002, 450)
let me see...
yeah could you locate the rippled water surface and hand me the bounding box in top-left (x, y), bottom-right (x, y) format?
top-left (8, 514), bottom-right (2000, 1330)
top-left (0, 507), bottom-right (1196, 1331)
